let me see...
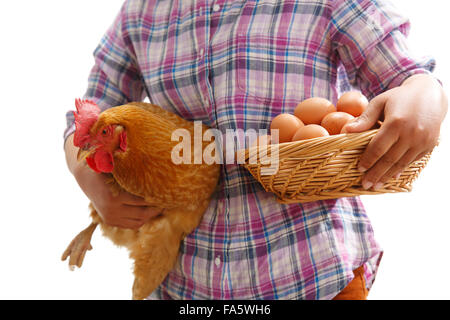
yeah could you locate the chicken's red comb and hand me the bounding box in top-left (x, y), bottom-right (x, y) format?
top-left (73, 99), bottom-right (101, 147)
top-left (74, 98), bottom-right (101, 116)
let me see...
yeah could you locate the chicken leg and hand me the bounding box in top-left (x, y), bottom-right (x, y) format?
top-left (61, 222), bottom-right (98, 270)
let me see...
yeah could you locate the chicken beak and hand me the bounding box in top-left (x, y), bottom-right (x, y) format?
top-left (77, 146), bottom-right (96, 162)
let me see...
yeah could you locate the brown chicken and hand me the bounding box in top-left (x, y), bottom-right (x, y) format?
top-left (62, 99), bottom-right (220, 299)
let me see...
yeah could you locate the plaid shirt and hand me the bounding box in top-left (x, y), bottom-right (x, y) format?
top-left (65, 0), bottom-right (434, 299)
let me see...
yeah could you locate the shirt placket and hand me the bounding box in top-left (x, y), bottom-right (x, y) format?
top-left (194, 1), bottom-right (213, 109)
top-left (194, 0), bottom-right (230, 299)
top-left (212, 0), bottom-right (234, 299)
top-left (211, 0), bottom-right (238, 298)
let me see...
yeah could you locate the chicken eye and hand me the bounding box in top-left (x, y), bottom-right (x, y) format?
top-left (102, 129), bottom-right (107, 135)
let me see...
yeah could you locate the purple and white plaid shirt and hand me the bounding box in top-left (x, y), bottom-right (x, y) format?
top-left (65, 0), bottom-right (434, 299)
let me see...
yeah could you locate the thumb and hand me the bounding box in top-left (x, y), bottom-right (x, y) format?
top-left (342, 93), bottom-right (387, 133)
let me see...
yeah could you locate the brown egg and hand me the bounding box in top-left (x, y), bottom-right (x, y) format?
top-left (270, 114), bottom-right (304, 143)
top-left (250, 134), bottom-right (272, 148)
top-left (321, 112), bottom-right (355, 135)
top-left (294, 97), bottom-right (336, 125)
top-left (336, 91), bottom-right (369, 117)
top-left (292, 124), bottom-right (330, 141)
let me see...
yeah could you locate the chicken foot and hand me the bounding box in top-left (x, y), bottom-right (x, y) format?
top-left (61, 222), bottom-right (98, 270)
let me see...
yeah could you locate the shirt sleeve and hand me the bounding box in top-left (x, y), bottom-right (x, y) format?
top-left (64, 1), bottom-right (146, 141)
top-left (330, 0), bottom-right (436, 100)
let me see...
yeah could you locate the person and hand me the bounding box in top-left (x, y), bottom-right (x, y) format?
top-left (64, 0), bottom-right (447, 299)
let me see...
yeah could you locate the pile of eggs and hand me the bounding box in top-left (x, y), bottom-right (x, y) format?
top-left (259, 91), bottom-right (369, 146)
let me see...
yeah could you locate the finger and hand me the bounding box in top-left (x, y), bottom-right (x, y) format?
top-left (342, 93), bottom-right (387, 133)
top-left (118, 218), bottom-right (146, 230)
top-left (378, 148), bottom-right (422, 185)
top-left (414, 150), bottom-right (432, 162)
top-left (126, 207), bottom-right (163, 225)
top-left (119, 205), bottom-right (158, 219)
top-left (140, 206), bottom-right (164, 219)
top-left (362, 141), bottom-right (410, 189)
top-left (104, 219), bottom-right (141, 229)
top-left (123, 204), bottom-right (158, 210)
top-left (358, 124), bottom-right (400, 174)
top-left (99, 206), bottom-right (145, 227)
top-left (391, 150), bottom-right (432, 180)
top-left (119, 191), bottom-right (151, 206)
top-left (123, 208), bottom-right (163, 228)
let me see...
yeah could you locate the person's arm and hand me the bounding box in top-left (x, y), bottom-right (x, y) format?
top-left (64, 2), bottom-right (159, 228)
top-left (331, 0), bottom-right (448, 189)
top-left (65, 133), bottom-right (161, 229)
top-left (64, 133), bottom-right (80, 176)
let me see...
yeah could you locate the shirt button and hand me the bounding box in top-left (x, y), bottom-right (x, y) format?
top-left (213, 4), bottom-right (220, 12)
top-left (215, 256), bottom-right (221, 267)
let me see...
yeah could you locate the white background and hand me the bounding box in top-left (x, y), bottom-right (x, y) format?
top-left (0, 0), bottom-right (448, 300)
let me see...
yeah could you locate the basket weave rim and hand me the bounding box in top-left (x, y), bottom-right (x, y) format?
top-left (240, 129), bottom-right (432, 203)
top-left (243, 129), bottom-right (379, 161)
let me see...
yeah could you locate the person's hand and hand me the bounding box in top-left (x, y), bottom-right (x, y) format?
top-left (342, 74), bottom-right (448, 190)
top-left (74, 166), bottom-right (162, 229)
top-left (65, 134), bottom-right (162, 229)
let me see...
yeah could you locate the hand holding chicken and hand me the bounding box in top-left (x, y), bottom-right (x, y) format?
top-left (62, 100), bottom-right (220, 299)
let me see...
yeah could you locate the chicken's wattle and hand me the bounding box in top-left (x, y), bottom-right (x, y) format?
top-left (86, 150), bottom-right (114, 173)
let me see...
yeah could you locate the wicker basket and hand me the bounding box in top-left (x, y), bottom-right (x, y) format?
top-left (242, 129), bottom-right (432, 204)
